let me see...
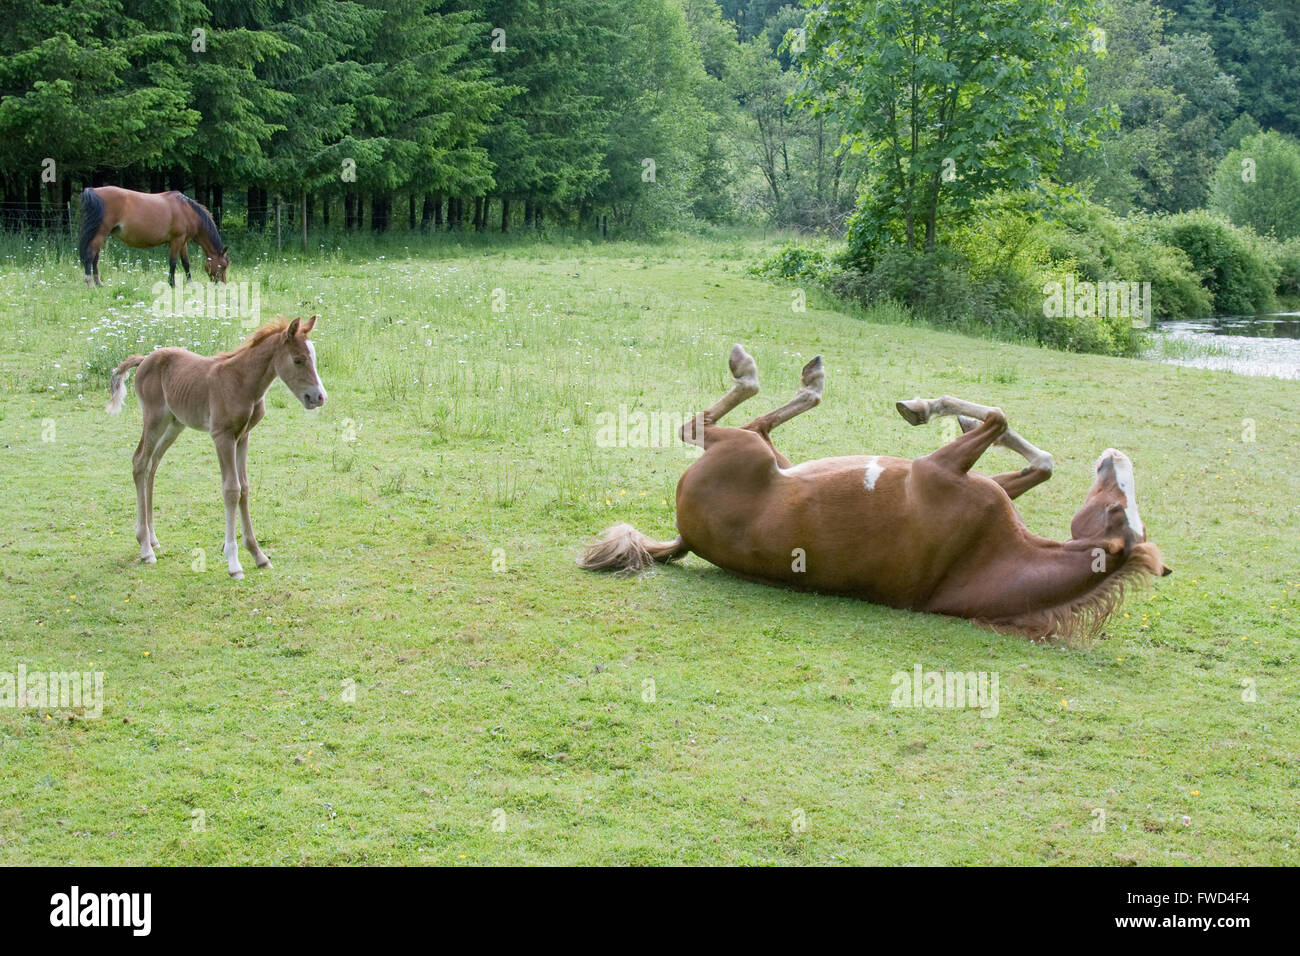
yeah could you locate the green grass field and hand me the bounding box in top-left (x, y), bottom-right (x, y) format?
top-left (0, 234), bottom-right (1295, 864)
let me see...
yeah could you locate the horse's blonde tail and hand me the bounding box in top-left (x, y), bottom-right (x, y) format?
top-left (578, 523), bottom-right (689, 572)
top-left (106, 355), bottom-right (144, 414)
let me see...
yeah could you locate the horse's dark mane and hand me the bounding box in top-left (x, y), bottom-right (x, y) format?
top-left (183, 196), bottom-right (224, 254)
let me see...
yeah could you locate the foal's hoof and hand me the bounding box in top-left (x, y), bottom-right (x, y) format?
top-left (256, 558), bottom-right (273, 569)
top-left (229, 569), bottom-right (244, 581)
top-left (896, 399), bottom-right (929, 426)
top-left (957, 414), bottom-right (979, 434)
top-left (140, 554), bottom-right (157, 565)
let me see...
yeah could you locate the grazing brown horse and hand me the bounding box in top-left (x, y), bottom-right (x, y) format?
top-left (580, 346), bottom-right (1170, 640)
top-left (80, 186), bottom-right (229, 288)
top-left (106, 317), bottom-right (327, 579)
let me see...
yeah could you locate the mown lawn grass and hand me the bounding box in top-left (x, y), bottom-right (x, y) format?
top-left (0, 233), bottom-right (1295, 864)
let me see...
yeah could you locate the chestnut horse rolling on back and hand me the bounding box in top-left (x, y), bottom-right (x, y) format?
top-left (106, 317), bottom-right (327, 579)
top-left (80, 186), bottom-right (229, 288)
top-left (580, 346), bottom-right (1170, 640)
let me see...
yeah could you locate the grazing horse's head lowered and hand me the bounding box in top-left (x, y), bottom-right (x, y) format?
top-left (580, 346), bottom-right (1169, 642)
top-left (204, 247), bottom-right (230, 283)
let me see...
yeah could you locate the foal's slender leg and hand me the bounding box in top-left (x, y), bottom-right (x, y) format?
top-left (742, 355), bottom-right (824, 434)
top-left (236, 431), bottom-right (271, 569)
top-left (681, 344), bottom-right (760, 447)
top-left (133, 411), bottom-right (171, 563)
top-left (144, 418), bottom-right (184, 551)
top-left (213, 434), bottom-right (245, 579)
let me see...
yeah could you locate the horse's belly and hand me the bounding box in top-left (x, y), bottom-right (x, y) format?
top-left (680, 467), bottom-right (932, 606)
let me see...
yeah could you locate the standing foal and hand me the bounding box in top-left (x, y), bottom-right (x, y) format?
top-left (106, 317), bottom-right (327, 578)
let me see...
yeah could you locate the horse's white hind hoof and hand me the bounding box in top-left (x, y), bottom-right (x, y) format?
top-left (229, 569), bottom-right (244, 580)
top-left (257, 559), bottom-right (272, 569)
top-left (141, 554), bottom-right (156, 564)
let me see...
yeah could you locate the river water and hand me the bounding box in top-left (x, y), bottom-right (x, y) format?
top-left (1153, 313), bottom-right (1300, 381)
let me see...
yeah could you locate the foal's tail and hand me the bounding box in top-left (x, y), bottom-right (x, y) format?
top-left (79, 188), bottom-right (104, 265)
top-left (106, 355), bottom-right (144, 414)
top-left (578, 523), bottom-right (689, 572)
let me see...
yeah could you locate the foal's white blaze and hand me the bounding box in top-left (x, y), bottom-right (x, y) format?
top-left (863, 456), bottom-right (884, 491)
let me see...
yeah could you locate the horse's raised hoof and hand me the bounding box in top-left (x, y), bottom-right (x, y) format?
top-left (802, 355), bottom-right (824, 385)
top-left (728, 344), bottom-right (758, 385)
top-left (957, 414), bottom-right (978, 434)
top-left (896, 398), bottom-right (929, 426)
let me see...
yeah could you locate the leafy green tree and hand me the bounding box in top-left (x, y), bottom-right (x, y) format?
top-left (1164, 0), bottom-right (1300, 138)
top-left (1058, 0), bottom-right (1240, 214)
top-left (798, 0), bottom-right (1107, 259)
top-left (1210, 131), bottom-right (1300, 240)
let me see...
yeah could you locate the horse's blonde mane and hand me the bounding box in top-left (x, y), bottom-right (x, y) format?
top-left (977, 542), bottom-right (1165, 645)
top-left (218, 319), bottom-right (289, 358)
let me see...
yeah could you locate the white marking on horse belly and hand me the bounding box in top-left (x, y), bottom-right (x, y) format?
top-left (863, 456), bottom-right (884, 491)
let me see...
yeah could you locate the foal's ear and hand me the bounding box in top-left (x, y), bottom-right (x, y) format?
top-left (285, 317), bottom-right (301, 339)
top-left (302, 314), bottom-right (317, 335)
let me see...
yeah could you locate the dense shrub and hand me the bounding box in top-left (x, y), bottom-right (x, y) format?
top-left (754, 199), bottom-right (1299, 359)
top-left (750, 242), bottom-right (841, 283)
top-left (1264, 236), bottom-right (1300, 302)
top-left (1034, 202), bottom-right (1212, 320)
top-left (1154, 211), bottom-right (1279, 314)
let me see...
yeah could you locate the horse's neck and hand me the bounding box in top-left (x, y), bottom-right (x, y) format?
top-left (219, 336), bottom-right (279, 402)
top-left (992, 536), bottom-right (1131, 620)
top-left (192, 227), bottom-right (218, 257)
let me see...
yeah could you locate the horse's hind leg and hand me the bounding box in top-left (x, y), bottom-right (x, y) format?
top-left (84, 234), bottom-right (106, 287)
top-left (132, 410), bottom-right (171, 563)
top-left (144, 417), bottom-right (184, 551)
top-left (681, 344), bottom-right (760, 446)
top-left (897, 395), bottom-right (1054, 489)
top-left (179, 246), bottom-right (192, 283)
top-left (742, 355), bottom-right (823, 435)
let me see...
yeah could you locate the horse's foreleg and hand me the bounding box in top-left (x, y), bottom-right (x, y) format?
top-left (742, 355), bottom-right (823, 435)
top-left (213, 435), bottom-right (245, 579)
top-left (955, 415), bottom-right (1054, 499)
top-left (920, 407), bottom-right (1009, 475)
top-left (236, 432), bottom-right (271, 569)
top-left (681, 344), bottom-right (760, 446)
top-left (180, 246), bottom-right (192, 283)
top-left (898, 395), bottom-right (1054, 483)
